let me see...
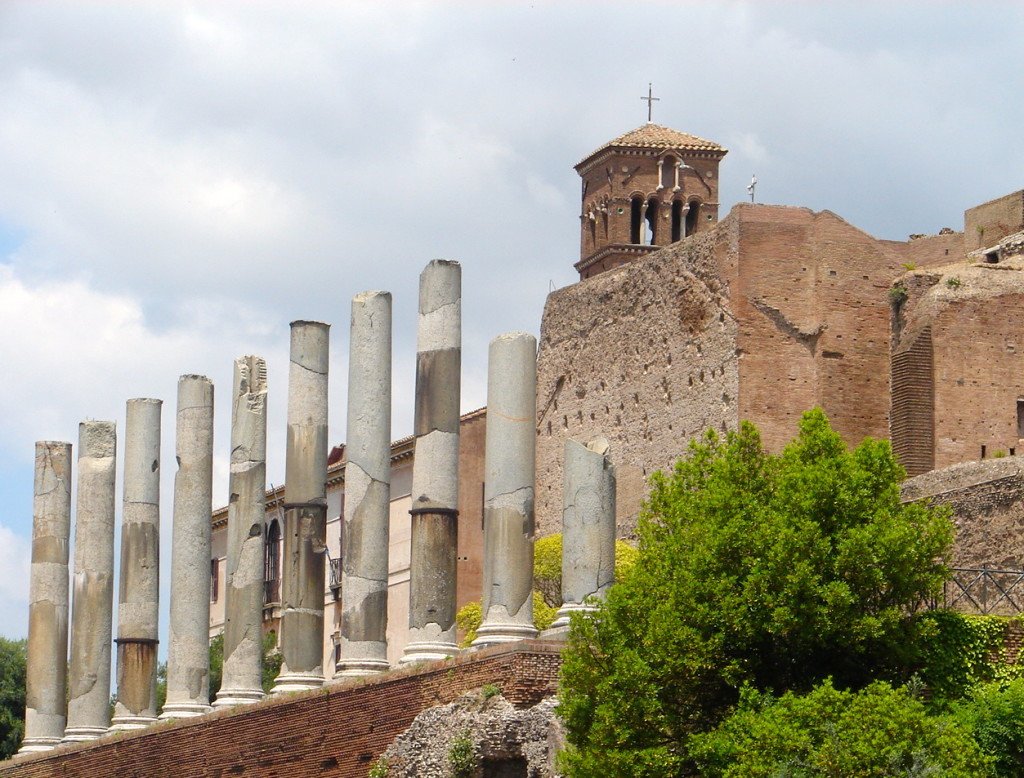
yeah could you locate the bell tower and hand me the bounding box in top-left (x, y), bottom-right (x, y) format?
top-left (574, 122), bottom-right (727, 280)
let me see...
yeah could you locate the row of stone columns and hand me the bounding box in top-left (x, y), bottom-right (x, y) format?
top-left (19, 258), bottom-right (620, 754)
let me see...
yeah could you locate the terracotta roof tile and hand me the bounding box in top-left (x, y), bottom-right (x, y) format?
top-left (577, 123), bottom-right (725, 167)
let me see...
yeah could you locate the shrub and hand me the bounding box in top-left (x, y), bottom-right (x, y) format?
top-left (448, 732), bottom-right (478, 778)
top-left (690, 680), bottom-right (992, 777)
top-left (952, 678), bottom-right (1024, 776)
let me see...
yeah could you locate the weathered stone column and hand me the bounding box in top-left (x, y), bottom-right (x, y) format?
top-left (272, 320), bottom-right (329, 693)
top-left (19, 441), bottom-right (72, 753)
top-left (215, 356), bottom-right (268, 707)
top-left (473, 332), bottom-right (538, 647)
top-left (111, 398), bottom-right (162, 730)
top-left (336, 291), bottom-right (392, 677)
top-left (161, 376), bottom-right (214, 719)
top-left (552, 437), bottom-right (616, 628)
top-left (402, 259), bottom-right (461, 664)
top-left (65, 421), bottom-right (116, 742)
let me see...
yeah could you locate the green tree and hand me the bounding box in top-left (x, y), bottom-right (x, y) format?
top-left (558, 410), bottom-right (955, 776)
top-left (0, 638), bottom-right (26, 760)
top-left (689, 680), bottom-right (991, 777)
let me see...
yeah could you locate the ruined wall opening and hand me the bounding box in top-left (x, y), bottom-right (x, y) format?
top-left (630, 196), bottom-right (643, 244)
top-left (1017, 399), bottom-right (1024, 438)
top-left (483, 756), bottom-right (529, 778)
top-left (685, 199), bottom-right (701, 237)
top-left (645, 197), bottom-right (659, 245)
top-left (671, 200), bottom-right (684, 242)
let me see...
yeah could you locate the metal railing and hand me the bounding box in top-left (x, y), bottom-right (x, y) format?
top-left (941, 567), bottom-right (1024, 615)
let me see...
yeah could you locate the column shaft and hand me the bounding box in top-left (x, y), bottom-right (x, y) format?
top-left (215, 356), bottom-right (268, 707)
top-left (111, 398), bottom-right (162, 729)
top-left (553, 438), bottom-right (616, 628)
top-left (20, 441), bottom-right (72, 753)
top-left (161, 375), bottom-right (214, 718)
top-left (336, 291), bottom-right (392, 677)
top-left (65, 421), bottom-right (116, 741)
top-left (473, 332), bottom-right (538, 646)
top-left (272, 321), bottom-right (329, 692)
top-left (403, 259), bottom-right (461, 663)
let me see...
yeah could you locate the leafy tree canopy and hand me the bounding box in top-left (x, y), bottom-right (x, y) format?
top-left (0, 637), bottom-right (26, 760)
top-left (558, 410), bottom-right (955, 777)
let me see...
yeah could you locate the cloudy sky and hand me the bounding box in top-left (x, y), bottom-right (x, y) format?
top-left (1, 1), bottom-right (1022, 642)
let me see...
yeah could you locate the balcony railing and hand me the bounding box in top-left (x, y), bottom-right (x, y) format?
top-left (264, 577), bottom-right (280, 606)
top-left (329, 558), bottom-right (342, 597)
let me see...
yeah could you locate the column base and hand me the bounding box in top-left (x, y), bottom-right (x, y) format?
top-left (212, 688), bottom-right (265, 708)
top-left (400, 640), bottom-right (459, 665)
top-left (18, 736), bottom-right (61, 754)
top-left (333, 658), bottom-right (391, 679)
top-left (62, 726), bottom-right (109, 743)
top-left (270, 671), bottom-right (324, 695)
top-left (471, 622), bottom-right (539, 648)
top-left (108, 715), bottom-right (158, 731)
top-left (551, 603), bottom-right (598, 630)
top-left (158, 702), bottom-right (212, 720)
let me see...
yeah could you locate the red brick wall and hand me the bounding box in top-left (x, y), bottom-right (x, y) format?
top-left (729, 205), bottom-right (901, 453)
top-left (964, 190), bottom-right (1024, 252)
top-left (0, 643), bottom-right (562, 778)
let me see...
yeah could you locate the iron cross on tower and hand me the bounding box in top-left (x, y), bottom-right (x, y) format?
top-left (641, 82), bottom-right (660, 123)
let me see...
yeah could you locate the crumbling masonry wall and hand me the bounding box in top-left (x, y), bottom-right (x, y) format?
top-left (536, 227), bottom-right (739, 537)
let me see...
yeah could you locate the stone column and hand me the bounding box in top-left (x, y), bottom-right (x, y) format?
top-left (65, 421), bottom-right (116, 742)
top-left (161, 376), bottom-right (214, 719)
top-left (215, 356), bottom-right (268, 707)
top-left (272, 320), bottom-right (329, 693)
top-left (19, 441), bottom-right (72, 753)
top-left (336, 291), bottom-right (392, 677)
top-left (473, 332), bottom-right (538, 647)
top-left (552, 437), bottom-right (616, 628)
top-left (111, 398), bottom-right (162, 730)
top-left (403, 259), bottom-right (461, 664)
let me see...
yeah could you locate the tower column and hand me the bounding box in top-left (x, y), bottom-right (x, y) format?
top-left (402, 259), bottom-right (461, 664)
top-left (111, 398), bottom-right (162, 730)
top-left (272, 321), bottom-right (330, 693)
top-left (336, 291), bottom-right (392, 677)
top-left (473, 332), bottom-right (538, 647)
top-left (553, 438), bottom-right (616, 628)
top-left (19, 441), bottom-right (72, 753)
top-left (161, 376), bottom-right (215, 719)
top-left (65, 421), bottom-right (116, 742)
top-left (215, 356), bottom-right (268, 707)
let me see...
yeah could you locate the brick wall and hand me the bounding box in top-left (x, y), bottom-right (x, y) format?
top-left (964, 190), bottom-right (1024, 252)
top-left (0, 642), bottom-right (563, 778)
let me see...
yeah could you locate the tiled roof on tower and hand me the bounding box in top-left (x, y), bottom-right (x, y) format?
top-left (576, 123), bottom-right (726, 170)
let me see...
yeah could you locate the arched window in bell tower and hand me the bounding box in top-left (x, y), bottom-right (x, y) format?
top-left (671, 200), bottom-right (685, 242)
top-left (660, 155), bottom-right (677, 190)
top-left (630, 195), bottom-right (644, 244)
top-left (685, 199), bottom-right (701, 237)
top-left (645, 197), bottom-right (659, 245)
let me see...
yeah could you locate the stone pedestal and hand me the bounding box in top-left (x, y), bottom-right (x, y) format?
top-left (403, 260), bottom-right (461, 664)
top-left (473, 333), bottom-right (538, 647)
top-left (215, 356), bottom-right (268, 707)
top-left (19, 441), bottom-right (72, 753)
top-left (65, 421), bottom-right (116, 742)
top-left (552, 438), bottom-right (616, 628)
top-left (272, 321), bottom-right (330, 693)
top-left (111, 398), bottom-right (162, 730)
top-left (336, 292), bottom-right (392, 677)
top-left (161, 376), bottom-right (215, 719)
